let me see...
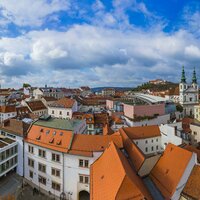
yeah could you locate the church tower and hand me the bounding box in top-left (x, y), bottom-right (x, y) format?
top-left (179, 66), bottom-right (187, 104)
top-left (192, 67), bottom-right (198, 103)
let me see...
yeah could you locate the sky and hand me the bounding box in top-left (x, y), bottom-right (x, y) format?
top-left (0, 0), bottom-right (200, 88)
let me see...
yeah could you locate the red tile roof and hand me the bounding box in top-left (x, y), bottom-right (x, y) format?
top-left (150, 143), bottom-right (193, 199)
top-left (26, 100), bottom-right (47, 112)
top-left (0, 105), bottom-right (16, 113)
top-left (122, 125), bottom-right (161, 139)
top-left (90, 142), bottom-right (152, 200)
top-left (51, 97), bottom-right (75, 108)
top-left (119, 128), bottom-right (145, 172)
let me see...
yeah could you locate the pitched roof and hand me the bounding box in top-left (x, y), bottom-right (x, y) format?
top-left (183, 145), bottom-right (200, 163)
top-left (42, 96), bottom-right (57, 101)
top-left (90, 142), bottom-right (152, 200)
top-left (182, 165), bottom-right (200, 199)
top-left (122, 125), bottom-right (161, 140)
top-left (119, 128), bottom-right (145, 172)
top-left (0, 105), bottom-right (16, 113)
top-left (150, 143), bottom-right (193, 199)
top-left (0, 119), bottom-right (30, 137)
top-left (34, 118), bottom-right (82, 131)
top-left (51, 97), bottom-right (75, 108)
top-left (26, 124), bottom-right (73, 153)
top-left (26, 100), bottom-right (47, 111)
top-left (68, 133), bottom-right (123, 156)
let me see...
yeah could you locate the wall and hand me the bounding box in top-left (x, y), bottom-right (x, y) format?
top-left (190, 123), bottom-right (200, 144)
top-left (24, 142), bottom-right (103, 200)
top-left (160, 123), bottom-right (182, 150)
top-left (123, 103), bottom-right (165, 119)
top-left (125, 114), bottom-right (170, 127)
top-left (0, 112), bottom-right (17, 123)
top-left (134, 136), bottom-right (161, 155)
top-left (106, 100), bottom-right (114, 110)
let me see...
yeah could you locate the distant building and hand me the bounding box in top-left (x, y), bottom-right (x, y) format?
top-left (149, 79), bottom-right (166, 85)
top-left (0, 105), bottom-right (17, 123)
top-left (194, 104), bottom-right (200, 121)
top-left (22, 100), bottom-right (48, 117)
top-left (102, 88), bottom-right (115, 96)
top-left (179, 67), bottom-right (199, 116)
top-left (48, 97), bottom-right (78, 119)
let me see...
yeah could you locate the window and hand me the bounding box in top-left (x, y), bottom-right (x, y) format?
top-left (79, 159), bottom-right (89, 168)
top-left (135, 141), bottom-right (138, 145)
top-left (156, 139), bottom-right (158, 142)
top-left (79, 175), bottom-right (89, 184)
top-left (145, 140), bottom-right (148, 144)
top-left (52, 168), bottom-right (60, 177)
top-left (151, 146), bottom-right (154, 151)
top-left (194, 131), bottom-right (197, 135)
top-left (151, 139), bottom-right (153, 143)
top-left (67, 112), bottom-right (69, 116)
top-left (52, 110), bottom-right (54, 114)
top-left (190, 97), bottom-right (192, 102)
top-left (28, 145), bottom-right (34, 154)
top-left (52, 181), bottom-right (60, 191)
top-left (38, 163), bottom-right (46, 173)
top-left (28, 158), bottom-right (34, 168)
top-left (52, 153), bottom-right (60, 162)
top-left (156, 146), bottom-right (159, 150)
top-left (38, 149), bottom-right (46, 158)
top-left (38, 175), bottom-right (46, 185)
top-left (29, 170), bottom-right (33, 178)
top-left (145, 147), bottom-right (148, 152)
top-left (59, 111), bottom-right (62, 115)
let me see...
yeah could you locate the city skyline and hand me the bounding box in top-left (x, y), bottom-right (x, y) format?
top-left (0, 0), bottom-right (200, 88)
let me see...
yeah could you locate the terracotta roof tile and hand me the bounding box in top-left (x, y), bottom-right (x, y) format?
top-left (26, 125), bottom-right (73, 153)
top-left (26, 100), bottom-right (47, 111)
top-left (0, 105), bottom-right (16, 113)
top-left (150, 143), bottom-right (193, 199)
top-left (122, 125), bottom-right (161, 139)
top-left (51, 97), bottom-right (75, 108)
top-left (90, 142), bottom-right (152, 200)
top-left (119, 128), bottom-right (145, 172)
top-left (182, 165), bottom-right (200, 199)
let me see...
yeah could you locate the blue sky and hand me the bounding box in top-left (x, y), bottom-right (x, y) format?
top-left (0, 0), bottom-right (200, 88)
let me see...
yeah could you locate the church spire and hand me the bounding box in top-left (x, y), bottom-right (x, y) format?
top-left (181, 66), bottom-right (186, 83)
top-left (192, 67), bottom-right (197, 84)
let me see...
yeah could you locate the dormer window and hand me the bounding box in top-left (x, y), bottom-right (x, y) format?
top-left (49, 137), bottom-right (54, 143)
top-left (40, 128), bottom-right (44, 132)
top-left (60, 132), bottom-right (63, 136)
top-left (53, 131), bottom-right (56, 136)
top-left (46, 130), bottom-right (50, 135)
top-left (57, 139), bottom-right (62, 145)
top-left (36, 134), bottom-right (41, 140)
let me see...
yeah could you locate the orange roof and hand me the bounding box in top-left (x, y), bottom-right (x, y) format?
top-left (90, 142), bottom-right (152, 200)
top-left (119, 128), bottom-right (145, 172)
top-left (26, 100), bottom-right (47, 111)
top-left (68, 133), bottom-right (123, 156)
top-left (150, 143), bottom-right (193, 199)
top-left (183, 145), bottom-right (200, 163)
top-left (182, 165), bottom-right (200, 199)
top-left (26, 124), bottom-right (123, 156)
top-left (51, 97), bottom-right (75, 108)
top-left (122, 125), bottom-right (161, 140)
top-left (26, 125), bottom-right (73, 153)
top-left (0, 105), bottom-right (16, 113)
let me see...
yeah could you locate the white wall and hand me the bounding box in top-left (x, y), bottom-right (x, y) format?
top-left (0, 112), bottom-right (17, 123)
top-left (159, 124), bottom-right (182, 150)
top-left (134, 136), bottom-right (161, 155)
top-left (24, 142), bottom-right (102, 200)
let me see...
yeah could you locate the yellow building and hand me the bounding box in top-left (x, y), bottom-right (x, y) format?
top-left (194, 105), bottom-right (200, 121)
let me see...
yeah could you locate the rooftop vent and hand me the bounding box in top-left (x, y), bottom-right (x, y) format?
top-left (40, 128), bottom-right (44, 132)
top-left (53, 131), bottom-right (56, 136)
top-left (46, 130), bottom-right (50, 135)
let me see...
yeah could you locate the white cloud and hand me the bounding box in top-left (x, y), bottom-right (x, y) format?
top-left (0, 23), bottom-right (200, 87)
top-left (0, 0), bottom-right (69, 27)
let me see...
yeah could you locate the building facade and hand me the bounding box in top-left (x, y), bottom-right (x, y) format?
top-left (179, 67), bottom-right (199, 116)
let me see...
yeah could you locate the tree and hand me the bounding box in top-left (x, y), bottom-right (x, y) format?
top-left (176, 104), bottom-right (183, 112)
top-left (23, 83), bottom-right (31, 88)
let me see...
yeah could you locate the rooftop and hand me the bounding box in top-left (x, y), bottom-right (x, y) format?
top-left (50, 97), bottom-right (76, 108)
top-left (90, 142), bottom-right (152, 200)
top-left (26, 100), bottom-right (47, 111)
top-left (122, 125), bottom-right (161, 140)
top-left (150, 143), bottom-right (193, 199)
top-left (182, 165), bottom-right (200, 199)
top-left (34, 117), bottom-right (83, 131)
